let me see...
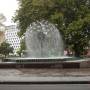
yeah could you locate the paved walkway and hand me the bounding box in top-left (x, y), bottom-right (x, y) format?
top-left (0, 69), bottom-right (90, 82)
top-left (1, 76), bottom-right (90, 82)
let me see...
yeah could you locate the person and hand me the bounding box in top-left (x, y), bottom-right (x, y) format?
top-left (86, 49), bottom-right (90, 57)
top-left (64, 49), bottom-right (68, 56)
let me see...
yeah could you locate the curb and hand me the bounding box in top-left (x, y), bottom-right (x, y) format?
top-left (0, 81), bottom-right (90, 84)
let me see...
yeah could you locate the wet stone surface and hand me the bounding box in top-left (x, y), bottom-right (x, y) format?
top-left (0, 68), bottom-right (90, 77)
top-left (0, 68), bottom-right (90, 82)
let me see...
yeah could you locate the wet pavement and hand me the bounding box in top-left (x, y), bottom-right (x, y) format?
top-left (0, 84), bottom-right (90, 90)
top-left (1, 68), bottom-right (90, 77)
top-left (0, 68), bottom-right (90, 82)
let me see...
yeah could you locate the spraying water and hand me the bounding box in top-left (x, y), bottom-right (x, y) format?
top-left (25, 21), bottom-right (64, 58)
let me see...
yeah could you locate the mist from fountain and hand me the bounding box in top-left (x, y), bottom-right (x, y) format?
top-left (25, 21), bottom-right (64, 58)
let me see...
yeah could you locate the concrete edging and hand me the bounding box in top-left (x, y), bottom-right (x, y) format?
top-left (0, 81), bottom-right (90, 84)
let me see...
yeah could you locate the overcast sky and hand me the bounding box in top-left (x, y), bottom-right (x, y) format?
top-left (0, 0), bottom-right (18, 26)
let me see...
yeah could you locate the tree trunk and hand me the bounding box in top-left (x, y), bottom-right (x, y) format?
top-left (73, 44), bottom-right (81, 57)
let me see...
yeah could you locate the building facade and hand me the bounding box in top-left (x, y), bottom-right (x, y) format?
top-left (5, 25), bottom-right (20, 54)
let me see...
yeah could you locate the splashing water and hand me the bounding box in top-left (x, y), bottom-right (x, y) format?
top-left (25, 21), bottom-right (64, 58)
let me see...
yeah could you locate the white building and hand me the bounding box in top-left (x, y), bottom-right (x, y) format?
top-left (5, 25), bottom-right (20, 54)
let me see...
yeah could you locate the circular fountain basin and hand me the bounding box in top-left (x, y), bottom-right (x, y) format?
top-left (4, 56), bottom-right (83, 63)
top-left (1, 57), bottom-right (89, 68)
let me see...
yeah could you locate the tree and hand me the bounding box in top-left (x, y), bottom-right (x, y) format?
top-left (0, 42), bottom-right (14, 57)
top-left (0, 14), bottom-right (6, 45)
top-left (65, 17), bottom-right (90, 56)
top-left (16, 38), bottom-right (25, 56)
top-left (14, 0), bottom-right (90, 57)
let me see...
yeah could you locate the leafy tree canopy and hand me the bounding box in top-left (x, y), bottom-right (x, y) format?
top-left (0, 42), bottom-right (14, 57)
top-left (14, 0), bottom-right (90, 56)
top-left (16, 38), bottom-right (25, 56)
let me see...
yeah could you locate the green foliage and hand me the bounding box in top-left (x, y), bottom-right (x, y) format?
top-left (14, 0), bottom-right (90, 56)
top-left (0, 42), bottom-right (14, 57)
top-left (16, 38), bottom-right (25, 56)
top-left (16, 49), bottom-right (22, 57)
top-left (65, 14), bottom-right (90, 56)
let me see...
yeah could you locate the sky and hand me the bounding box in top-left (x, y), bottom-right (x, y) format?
top-left (0, 0), bottom-right (18, 26)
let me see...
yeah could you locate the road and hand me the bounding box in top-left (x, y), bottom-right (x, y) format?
top-left (0, 84), bottom-right (90, 90)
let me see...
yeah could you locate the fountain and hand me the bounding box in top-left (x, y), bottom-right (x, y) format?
top-left (3, 21), bottom-right (85, 68)
top-left (25, 21), bottom-right (64, 58)
top-left (5, 21), bottom-right (72, 61)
